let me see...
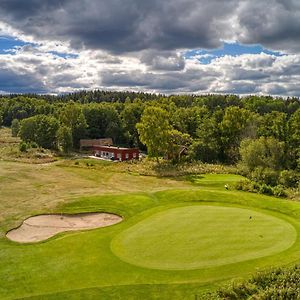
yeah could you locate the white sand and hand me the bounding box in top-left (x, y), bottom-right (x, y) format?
top-left (6, 213), bottom-right (122, 243)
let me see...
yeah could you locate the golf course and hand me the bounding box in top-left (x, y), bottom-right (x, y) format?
top-left (1, 159), bottom-right (300, 299)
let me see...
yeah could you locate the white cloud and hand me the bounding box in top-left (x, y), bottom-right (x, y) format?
top-left (0, 45), bottom-right (300, 96)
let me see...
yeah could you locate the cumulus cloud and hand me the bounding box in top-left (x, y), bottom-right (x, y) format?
top-left (0, 0), bottom-right (299, 95)
top-left (0, 0), bottom-right (236, 53)
top-left (1, 0), bottom-right (300, 54)
top-left (0, 44), bottom-right (299, 96)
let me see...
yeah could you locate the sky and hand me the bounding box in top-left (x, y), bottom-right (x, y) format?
top-left (0, 0), bottom-right (300, 96)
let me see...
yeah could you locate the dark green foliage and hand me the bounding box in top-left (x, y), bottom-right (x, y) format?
top-left (120, 99), bottom-right (144, 147)
top-left (59, 103), bottom-right (87, 148)
top-left (19, 141), bottom-right (28, 152)
top-left (218, 265), bottom-right (300, 299)
top-left (11, 119), bottom-right (20, 137)
top-left (1, 92), bottom-right (300, 169)
top-left (30, 141), bottom-right (38, 148)
top-left (220, 107), bottom-right (258, 162)
top-left (83, 103), bottom-right (124, 143)
top-left (239, 137), bottom-right (286, 172)
top-left (188, 139), bottom-right (219, 163)
top-left (136, 106), bottom-right (172, 160)
top-left (57, 126), bottom-right (73, 154)
top-left (257, 111), bottom-right (287, 141)
top-left (19, 115), bottom-right (59, 149)
top-left (235, 180), bottom-right (287, 198)
top-left (279, 170), bottom-right (300, 188)
top-left (272, 185), bottom-right (287, 197)
top-left (250, 167), bottom-right (279, 186)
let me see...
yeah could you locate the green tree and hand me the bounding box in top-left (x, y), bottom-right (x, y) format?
top-left (166, 129), bottom-right (191, 162)
top-left (59, 103), bottom-right (87, 148)
top-left (257, 111), bottom-right (287, 141)
top-left (83, 103), bottom-right (123, 143)
top-left (239, 137), bottom-right (285, 172)
top-left (287, 109), bottom-right (300, 168)
top-left (19, 117), bottom-right (37, 143)
top-left (171, 106), bottom-right (208, 138)
top-left (11, 119), bottom-right (20, 137)
top-left (19, 115), bottom-right (59, 149)
top-left (136, 106), bottom-right (172, 161)
top-left (120, 100), bottom-right (144, 147)
top-left (57, 126), bottom-right (73, 154)
top-left (220, 107), bottom-right (258, 162)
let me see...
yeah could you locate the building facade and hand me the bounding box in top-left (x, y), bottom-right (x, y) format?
top-left (92, 145), bottom-right (139, 161)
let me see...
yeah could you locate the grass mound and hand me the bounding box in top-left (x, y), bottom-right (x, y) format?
top-left (111, 205), bottom-right (296, 270)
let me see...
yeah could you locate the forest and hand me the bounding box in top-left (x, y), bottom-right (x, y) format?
top-left (1, 91), bottom-right (300, 197)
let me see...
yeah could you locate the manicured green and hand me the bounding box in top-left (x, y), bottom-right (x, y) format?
top-left (111, 205), bottom-right (296, 270)
top-left (1, 169), bottom-right (300, 299)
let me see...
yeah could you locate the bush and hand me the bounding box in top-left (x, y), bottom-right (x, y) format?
top-left (259, 183), bottom-right (273, 195)
top-left (272, 185), bottom-right (287, 198)
top-left (234, 180), bottom-right (287, 198)
top-left (250, 167), bottom-right (279, 186)
top-left (235, 180), bottom-right (259, 193)
top-left (19, 142), bottom-right (27, 152)
top-left (217, 265), bottom-right (300, 299)
top-left (11, 119), bottom-right (20, 137)
top-left (30, 141), bottom-right (38, 148)
top-left (279, 170), bottom-right (299, 188)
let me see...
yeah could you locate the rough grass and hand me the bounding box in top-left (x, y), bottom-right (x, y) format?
top-left (0, 127), bottom-right (56, 164)
top-left (0, 159), bottom-right (193, 237)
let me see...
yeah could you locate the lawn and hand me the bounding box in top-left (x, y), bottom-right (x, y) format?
top-left (1, 160), bottom-right (300, 299)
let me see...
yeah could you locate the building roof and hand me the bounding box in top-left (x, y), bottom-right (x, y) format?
top-left (92, 145), bottom-right (139, 151)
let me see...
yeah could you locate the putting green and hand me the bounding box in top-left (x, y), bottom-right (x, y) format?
top-left (111, 205), bottom-right (297, 270)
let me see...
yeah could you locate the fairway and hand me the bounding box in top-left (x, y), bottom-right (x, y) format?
top-left (111, 205), bottom-right (297, 270)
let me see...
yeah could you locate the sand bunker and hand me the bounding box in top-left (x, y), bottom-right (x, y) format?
top-left (6, 213), bottom-right (123, 243)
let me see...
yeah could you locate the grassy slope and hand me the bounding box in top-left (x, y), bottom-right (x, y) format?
top-left (1, 161), bottom-right (300, 299)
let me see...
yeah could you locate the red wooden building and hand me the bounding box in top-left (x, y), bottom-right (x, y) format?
top-left (92, 145), bottom-right (139, 161)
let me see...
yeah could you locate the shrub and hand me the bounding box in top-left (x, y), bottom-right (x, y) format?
top-left (234, 180), bottom-right (261, 194)
top-left (234, 181), bottom-right (287, 198)
top-left (272, 185), bottom-right (287, 198)
top-left (217, 265), bottom-right (300, 299)
top-left (11, 119), bottom-right (20, 137)
top-left (279, 170), bottom-right (299, 188)
top-left (30, 141), bottom-right (38, 148)
top-left (19, 142), bottom-right (27, 152)
top-left (259, 183), bottom-right (273, 195)
top-left (250, 167), bottom-right (279, 186)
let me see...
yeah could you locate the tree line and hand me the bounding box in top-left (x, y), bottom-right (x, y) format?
top-left (1, 92), bottom-right (300, 193)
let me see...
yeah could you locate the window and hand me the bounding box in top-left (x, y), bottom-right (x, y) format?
top-left (126, 153), bottom-right (129, 160)
top-left (133, 153), bottom-right (136, 158)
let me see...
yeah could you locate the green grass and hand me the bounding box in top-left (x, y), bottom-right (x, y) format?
top-left (2, 161), bottom-right (300, 299)
top-left (111, 205), bottom-right (296, 270)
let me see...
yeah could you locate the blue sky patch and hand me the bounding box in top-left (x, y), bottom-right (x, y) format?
top-left (0, 36), bottom-right (78, 59)
top-left (48, 51), bottom-right (78, 59)
top-left (0, 36), bottom-right (29, 54)
top-left (185, 42), bottom-right (284, 64)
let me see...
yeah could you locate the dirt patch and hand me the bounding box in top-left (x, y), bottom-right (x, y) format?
top-left (6, 213), bottom-right (123, 243)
